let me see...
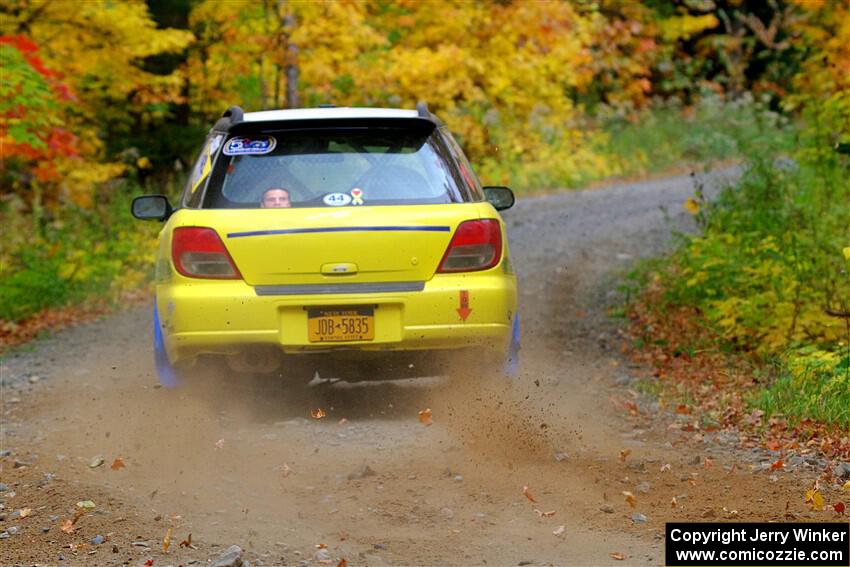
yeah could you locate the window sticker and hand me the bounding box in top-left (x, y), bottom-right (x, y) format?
top-left (208, 134), bottom-right (223, 154)
top-left (223, 136), bottom-right (277, 156)
top-left (350, 188), bottom-right (364, 205)
top-left (323, 192), bottom-right (353, 207)
top-left (190, 136), bottom-right (215, 193)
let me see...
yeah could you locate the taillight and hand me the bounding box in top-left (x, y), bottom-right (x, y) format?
top-left (171, 227), bottom-right (242, 279)
top-left (438, 219), bottom-right (503, 273)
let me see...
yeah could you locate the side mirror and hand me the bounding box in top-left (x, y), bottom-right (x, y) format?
top-left (483, 186), bottom-right (515, 211)
top-left (132, 195), bottom-right (173, 221)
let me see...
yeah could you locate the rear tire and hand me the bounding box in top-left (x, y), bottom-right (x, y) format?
top-left (504, 314), bottom-right (521, 378)
top-left (448, 314), bottom-right (520, 380)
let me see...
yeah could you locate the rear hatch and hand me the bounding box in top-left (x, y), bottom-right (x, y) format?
top-left (182, 117), bottom-right (488, 287)
top-left (176, 205), bottom-right (481, 286)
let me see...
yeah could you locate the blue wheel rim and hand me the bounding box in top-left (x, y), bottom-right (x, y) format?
top-left (153, 299), bottom-right (180, 387)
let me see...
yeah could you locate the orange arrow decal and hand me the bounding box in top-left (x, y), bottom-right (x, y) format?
top-left (457, 290), bottom-right (472, 321)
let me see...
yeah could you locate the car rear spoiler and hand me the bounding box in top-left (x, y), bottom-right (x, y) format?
top-left (213, 105), bottom-right (245, 132)
top-left (211, 102), bottom-right (442, 134)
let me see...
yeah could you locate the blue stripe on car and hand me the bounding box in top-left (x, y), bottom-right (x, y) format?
top-left (227, 226), bottom-right (451, 238)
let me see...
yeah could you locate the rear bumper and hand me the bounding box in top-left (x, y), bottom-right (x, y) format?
top-left (156, 272), bottom-right (517, 364)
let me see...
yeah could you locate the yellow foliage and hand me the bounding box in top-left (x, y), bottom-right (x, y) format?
top-left (657, 14), bottom-right (719, 42)
top-left (61, 163), bottom-right (127, 208)
top-left (185, 0), bottom-right (611, 187)
top-left (2, 1), bottom-right (194, 108)
top-left (786, 1), bottom-right (850, 136)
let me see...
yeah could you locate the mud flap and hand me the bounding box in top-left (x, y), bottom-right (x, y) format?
top-left (153, 299), bottom-right (180, 387)
top-left (504, 314), bottom-right (520, 378)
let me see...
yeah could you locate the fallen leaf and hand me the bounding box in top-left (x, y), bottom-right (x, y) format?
top-left (163, 527), bottom-right (172, 553)
top-left (316, 543), bottom-right (328, 549)
top-left (843, 246), bottom-right (850, 261)
top-left (418, 408), bottom-right (433, 426)
top-left (552, 525), bottom-right (566, 537)
top-left (765, 439), bottom-right (782, 451)
top-left (660, 463), bottom-right (671, 473)
top-left (622, 491), bottom-right (637, 508)
top-left (179, 533), bottom-right (194, 548)
top-left (727, 463), bottom-right (738, 475)
top-left (770, 458), bottom-right (784, 471)
top-left (522, 485), bottom-right (537, 503)
top-left (19, 507), bottom-right (32, 518)
top-left (311, 408), bottom-right (327, 419)
top-left (842, 481), bottom-right (850, 492)
top-left (610, 552), bottom-right (626, 561)
top-left (338, 418), bottom-right (348, 425)
top-left (688, 478), bottom-right (697, 487)
top-left (143, 560), bottom-right (154, 567)
top-left (533, 508), bottom-right (556, 517)
top-left (619, 449), bottom-right (631, 462)
top-left (683, 197), bottom-right (700, 215)
top-left (89, 455), bottom-right (105, 468)
top-left (60, 519), bottom-right (76, 534)
top-left (76, 500), bottom-right (96, 511)
top-left (703, 457), bottom-right (713, 469)
top-left (833, 502), bottom-right (845, 515)
top-left (337, 560), bottom-right (348, 567)
top-left (671, 497), bottom-right (678, 508)
top-left (282, 463), bottom-right (292, 478)
top-left (805, 489), bottom-right (824, 511)
top-left (676, 404), bottom-right (690, 415)
top-left (111, 457), bottom-right (125, 470)
top-left (215, 439), bottom-right (225, 449)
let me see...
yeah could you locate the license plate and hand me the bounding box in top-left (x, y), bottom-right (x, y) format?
top-left (307, 307), bottom-right (375, 342)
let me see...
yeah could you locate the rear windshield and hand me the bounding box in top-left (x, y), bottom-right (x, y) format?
top-left (198, 125), bottom-right (473, 208)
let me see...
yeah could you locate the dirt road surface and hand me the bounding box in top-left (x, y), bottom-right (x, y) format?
top-left (1, 171), bottom-right (829, 566)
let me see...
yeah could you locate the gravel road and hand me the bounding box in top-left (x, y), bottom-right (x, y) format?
top-left (2, 169), bottom-right (825, 567)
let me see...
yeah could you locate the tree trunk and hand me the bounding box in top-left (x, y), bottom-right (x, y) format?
top-left (282, 11), bottom-right (299, 109)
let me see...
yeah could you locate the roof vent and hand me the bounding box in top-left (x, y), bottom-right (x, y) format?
top-left (416, 101), bottom-right (430, 118)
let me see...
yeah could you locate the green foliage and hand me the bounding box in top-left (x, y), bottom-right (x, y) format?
top-left (641, 100), bottom-right (850, 426)
top-left (0, 184), bottom-right (160, 321)
top-left (0, 248), bottom-right (68, 320)
top-left (756, 350), bottom-right (850, 429)
top-left (0, 43), bottom-right (56, 149)
top-left (492, 94), bottom-right (791, 191)
top-left (601, 94), bottom-right (793, 180)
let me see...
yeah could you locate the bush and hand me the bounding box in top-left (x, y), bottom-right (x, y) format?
top-left (0, 183), bottom-right (159, 322)
top-left (634, 96), bottom-right (850, 427)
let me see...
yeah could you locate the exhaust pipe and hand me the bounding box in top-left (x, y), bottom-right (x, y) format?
top-left (226, 346), bottom-right (281, 374)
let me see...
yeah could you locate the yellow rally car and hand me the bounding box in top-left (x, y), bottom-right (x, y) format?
top-left (132, 104), bottom-right (518, 386)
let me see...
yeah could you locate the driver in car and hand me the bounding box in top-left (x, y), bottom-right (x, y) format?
top-left (260, 187), bottom-right (292, 208)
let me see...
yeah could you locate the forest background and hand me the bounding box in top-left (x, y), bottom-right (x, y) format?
top-left (1, 1), bottom-right (848, 434)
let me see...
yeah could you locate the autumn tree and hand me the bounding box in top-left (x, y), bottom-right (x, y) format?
top-left (0, 35), bottom-right (76, 227)
top-left (0, 0), bottom-right (193, 211)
